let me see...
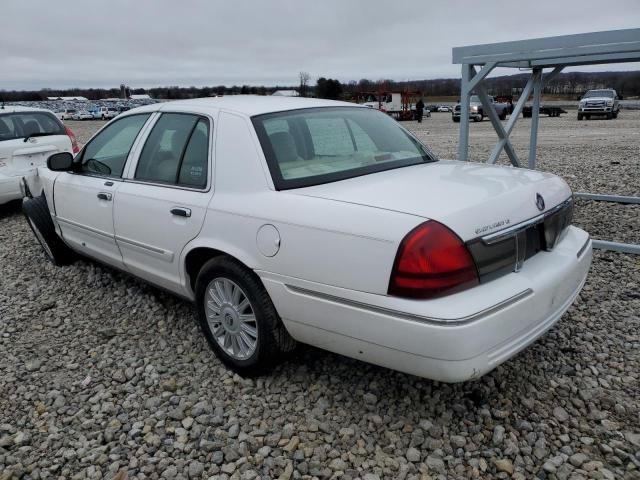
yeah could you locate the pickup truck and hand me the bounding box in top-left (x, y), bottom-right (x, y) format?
top-left (452, 95), bottom-right (509, 122)
top-left (577, 89), bottom-right (620, 120)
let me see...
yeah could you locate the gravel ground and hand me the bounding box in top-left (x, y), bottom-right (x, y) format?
top-left (0, 111), bottom-right (639, 480)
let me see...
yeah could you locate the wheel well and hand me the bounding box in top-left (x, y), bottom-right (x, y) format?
top-left (184, 247), bottom-right (228, 292)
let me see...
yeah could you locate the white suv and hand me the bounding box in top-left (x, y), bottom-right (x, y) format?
top-left (22, 97), bottom-right (591, 382)
top-left (98, 106), bottom-right (119, 120)
top-left (0, 106), bottom-right (78, 204)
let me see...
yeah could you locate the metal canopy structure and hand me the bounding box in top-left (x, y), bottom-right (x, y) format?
top-left (452, 28), bottom-right (640, 255)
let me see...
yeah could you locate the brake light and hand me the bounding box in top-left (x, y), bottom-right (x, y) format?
top-left (388, 221), bottom-right (479, 299)
top-left (64, 126), bottom-right (80, 154)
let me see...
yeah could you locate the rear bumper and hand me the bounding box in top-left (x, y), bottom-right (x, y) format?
top-left (259, 226), bottom-right (591, 382)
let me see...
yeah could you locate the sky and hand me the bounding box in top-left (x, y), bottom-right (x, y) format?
top-left (2, 0), bottom-right (640, 90)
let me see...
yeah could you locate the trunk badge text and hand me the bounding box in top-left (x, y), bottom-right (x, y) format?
top-left (536, 193), bottom-right (545, 211)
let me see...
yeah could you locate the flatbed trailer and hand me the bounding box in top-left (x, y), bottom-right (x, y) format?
top-left (522, 105), bottom-right (567, 117)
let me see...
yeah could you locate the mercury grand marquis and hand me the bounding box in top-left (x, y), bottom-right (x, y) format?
top-left (22, 96), bottom-right (592, 382)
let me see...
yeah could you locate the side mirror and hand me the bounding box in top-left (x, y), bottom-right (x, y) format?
top-left (47, 152), bottom-right (74, 171)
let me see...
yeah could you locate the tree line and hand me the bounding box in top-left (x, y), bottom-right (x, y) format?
top-left (2, 71), bottom-right (639, 102)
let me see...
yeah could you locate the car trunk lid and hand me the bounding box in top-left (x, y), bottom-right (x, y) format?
top-left (289, 160), bottom-right (572, 241)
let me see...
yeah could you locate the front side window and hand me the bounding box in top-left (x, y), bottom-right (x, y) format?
top-left (135, 113), bottom-right (209, 188)
top-left (0, 112), bottom-right (64, 141)
top-left (78, 113), bottom-right (150, 177)
top-left (252, 107), bottom-right (435, 190)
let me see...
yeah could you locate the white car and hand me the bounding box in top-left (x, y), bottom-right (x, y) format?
top-left (0, 106), bottom-right (79, 205)
top-left (58, 108), bottom-right (77, 120)
top-left (437, 105), bottom-right (451, 112)
top-left (23, 97), bottom-right (592, 382)
top-left (71, 110), bottom-right (94, 121)
top-left (98, 106), bottom-right (119, 120)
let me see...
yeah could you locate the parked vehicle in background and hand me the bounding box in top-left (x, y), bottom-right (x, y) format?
top-left (59, 108), bottom-right (77, 120)
top-left (522, 105), bottom-right (567, 118)
top-left (99, 106), bottom-right (119, 120)
top-left (71, 110), bottom-right (94, 121)
top-left (452, 95), bottom-right (509, 122)
top-left (360, 92), bottom-right (430, 121)
top-left (437, 105), bottom-right (452, 112)
top-left (0, 106), bottom-right (78, 204)
top-left (88, 107), bottom-right (102, 120)
top-left (23, 97), bottom-right (591, 382)
top-left (578, 89), bottom-right (620, 120)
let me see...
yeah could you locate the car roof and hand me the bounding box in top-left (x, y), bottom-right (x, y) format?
top-left (129, 96), bottom-right (362, 117)
top-left (0, 105), bottom-right (55, 114)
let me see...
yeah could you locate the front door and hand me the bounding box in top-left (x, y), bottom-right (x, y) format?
top-left (114, 112), bottom-right (212, 292)
top-left (54, 113), bottom-right (152, 268)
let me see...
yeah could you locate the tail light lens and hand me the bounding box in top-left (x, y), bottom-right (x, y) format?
top-left (388, 221), bottom-right (479, 299)
top-left (64, 126), bottom-right (80, 154)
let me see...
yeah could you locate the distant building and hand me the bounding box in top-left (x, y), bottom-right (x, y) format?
top-left (129, 94), bottom-right (152, 100)
top-left (47, 96), bottom-right (88, 101)
top-left (272, 90), bottom-right (299, 97)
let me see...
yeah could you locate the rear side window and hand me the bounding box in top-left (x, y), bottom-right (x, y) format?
top-left (135, 113), bottom-right (209, 188)
top-left (0, 112), bottom-right (64, 141)
top-left (79, 114), bottom-right (150, 177)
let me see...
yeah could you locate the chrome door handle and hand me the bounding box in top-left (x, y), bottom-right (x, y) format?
top-left (170, 207), bottom-right (191, 218)
top-left (97, 192), bottom-right (112, 201)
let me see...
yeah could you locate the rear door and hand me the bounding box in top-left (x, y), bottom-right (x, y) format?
top-left (0, 111), bottom-right (72, 177)
top-left (54, 113), bottom-right (152, 268)
top-left (114, 112), bottom-right (212, 292)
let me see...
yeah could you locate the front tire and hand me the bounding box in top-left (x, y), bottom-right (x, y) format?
top-left (195, 256), bottom-right (295, 376)
top-left (22, 196), bottom-right (75, 266)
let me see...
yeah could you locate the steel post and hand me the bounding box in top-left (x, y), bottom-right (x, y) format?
top-left (528, 68), bottom-right (543, 169)
top-left (457, 64), bottom-right (473, 161)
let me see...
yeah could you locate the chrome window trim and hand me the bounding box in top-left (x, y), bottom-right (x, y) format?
top-left (284, 284), bottom-right (533, 326)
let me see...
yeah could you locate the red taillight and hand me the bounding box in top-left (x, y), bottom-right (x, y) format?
top-left (388, 221), bottom-right (479, 299)
top-left (64, 126), bottom-right (80, 154)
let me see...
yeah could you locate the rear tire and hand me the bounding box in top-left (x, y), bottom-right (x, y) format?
top-left (22, 196), bottom-right (75, 266)
top-left (612, 111), bottom-right (619, 119)
top-left (195, 256), bottom-right (295, 376)
top-left (452, 117), bottom-right (460, 123)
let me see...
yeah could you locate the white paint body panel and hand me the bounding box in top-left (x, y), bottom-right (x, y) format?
top-left (0, 106), bottom-right (72, 204)
top-left (40, 97), bottom-right (592, 382)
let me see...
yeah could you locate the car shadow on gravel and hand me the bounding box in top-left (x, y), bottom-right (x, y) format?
top-left (0, 200), bottom-right (22, 219)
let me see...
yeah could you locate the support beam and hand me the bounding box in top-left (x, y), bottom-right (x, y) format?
top-left (457, 64), bottom-right (473, 161)
top-left (476, 81), bottom-right (521, 167)
top-left (528, 68), bottom-right (543, 169)
top-left (542, 66), bottom-right (564, 87)
top-left (465, 62), bottom-right (497, 93)
top-left (592, 240), bottom-right (640, 255)
top-left (487, 73), bottom-right (536, 164)
top-left (575, 193), bottom-right (640, 204)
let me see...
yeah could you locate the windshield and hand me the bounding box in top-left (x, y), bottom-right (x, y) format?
top-left (0, 112), bottom-right (65, 141)
top-left (469, 95), bottom-right (481, 103)
top-left (252, 107), bottom-right (436, 190)
top-left (584, 90), bottom-right (614, 99)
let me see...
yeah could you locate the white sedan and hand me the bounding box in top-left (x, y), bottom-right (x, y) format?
top-left (0, 105), bottom-right (79, 205)
top-left (23, 97), bottom-right (591, 382)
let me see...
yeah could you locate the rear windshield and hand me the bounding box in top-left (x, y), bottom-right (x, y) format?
top-left (0, 112), bottom-right (64, 142)
top-left (252, 107), bottom-right (436, 190)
